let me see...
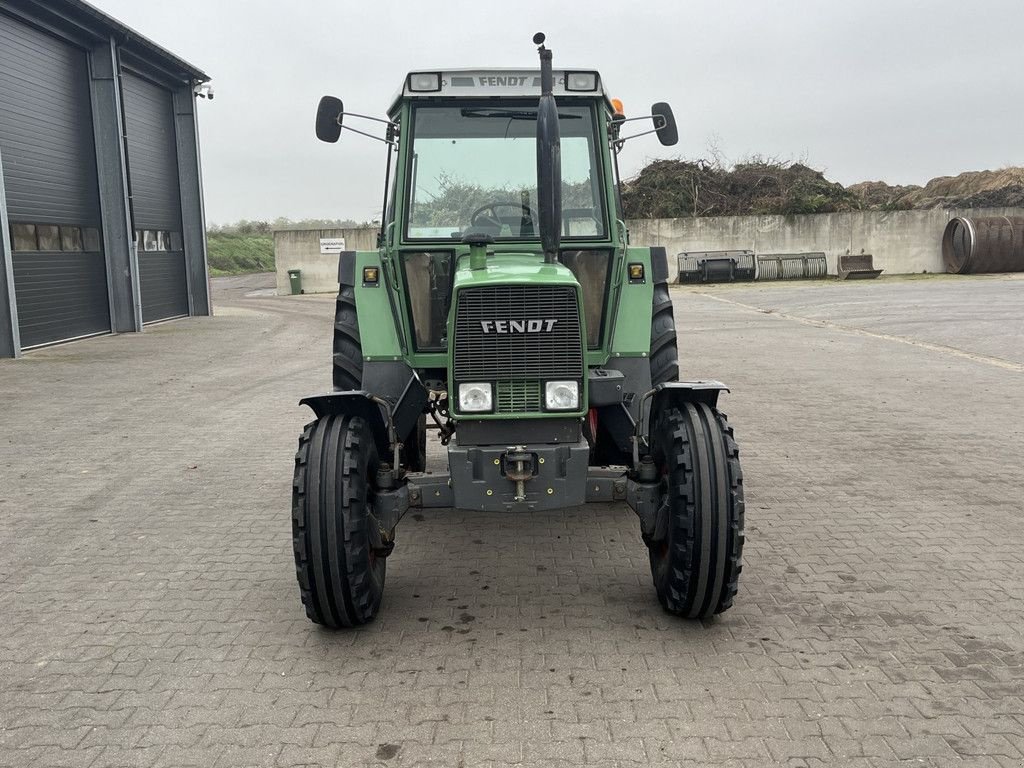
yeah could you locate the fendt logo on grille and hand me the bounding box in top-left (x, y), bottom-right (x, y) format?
top-left (480, 319), bottom-right (559, 334)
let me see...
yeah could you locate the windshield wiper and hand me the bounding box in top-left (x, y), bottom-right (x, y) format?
top-left (460, 108), bottom-right (581, 120)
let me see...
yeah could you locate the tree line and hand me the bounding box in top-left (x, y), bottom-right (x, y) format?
top-left (207, 217), bottom-right (377, 235)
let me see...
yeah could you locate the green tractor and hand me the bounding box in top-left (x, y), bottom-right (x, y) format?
top-left (292, 34), bottom-right (745, 627)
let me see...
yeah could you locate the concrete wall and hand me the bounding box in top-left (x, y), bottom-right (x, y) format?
top-left (626, 207), bottom-right (1024, 276)
top-left (274, 228), bottom-right (378, 294)
top-left (275, 208), bottom-right (1024, 293)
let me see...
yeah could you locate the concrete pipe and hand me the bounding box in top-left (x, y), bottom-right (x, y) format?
top-left (942, 216), bottom-right (1024, 274)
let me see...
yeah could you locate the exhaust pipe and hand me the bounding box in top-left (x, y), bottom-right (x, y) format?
top-left (534, 33), bottom-right (562, 264)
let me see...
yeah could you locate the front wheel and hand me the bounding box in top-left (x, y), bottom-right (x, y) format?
top-left (647, 403), bottom-right (745, 618)
top-left (292, 414), bottom-right (386, 627)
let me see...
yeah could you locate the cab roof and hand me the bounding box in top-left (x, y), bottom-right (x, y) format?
top-left (388, 68), bottom-right (612, 114)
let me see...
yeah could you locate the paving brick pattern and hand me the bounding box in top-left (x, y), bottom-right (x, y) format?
top-left (1, 274), bottom-right (1023, 767)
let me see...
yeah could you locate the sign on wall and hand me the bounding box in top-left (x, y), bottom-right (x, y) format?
top-left (319, 237), bottom-right (346, 254)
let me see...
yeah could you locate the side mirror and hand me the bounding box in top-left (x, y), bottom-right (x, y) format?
top-left (651, 102), bottom-right (678, 146)
top-left (315, 96), bottom-right (344, 143)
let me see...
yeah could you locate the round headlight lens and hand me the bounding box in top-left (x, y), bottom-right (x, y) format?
top-left (545, 380), bottom-right (579, 411)
top-left (458, 382), bottom-right (493, 413)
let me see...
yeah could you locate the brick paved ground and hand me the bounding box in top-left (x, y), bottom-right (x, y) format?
top-left (1, 273), bottom-right (1023, 767)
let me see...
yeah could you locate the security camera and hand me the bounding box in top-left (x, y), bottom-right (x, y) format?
top-left (194, 82), bottom-right (214, 100)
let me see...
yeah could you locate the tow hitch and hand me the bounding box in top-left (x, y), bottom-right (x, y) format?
top-left (502, 446), bottom-right (537, 502)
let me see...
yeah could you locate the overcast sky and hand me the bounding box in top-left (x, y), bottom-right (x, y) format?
top-left (90, 0), bottom-right (1024, 225)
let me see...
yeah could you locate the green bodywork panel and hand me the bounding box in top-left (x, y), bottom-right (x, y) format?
top-left (353, 251), bottom-right (404, 360)
top-left (609, 247), bottom-right (656, 357)
top-left (451, 252), bottom-right (579, 288)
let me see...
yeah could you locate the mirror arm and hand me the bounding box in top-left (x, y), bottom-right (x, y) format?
top-left (617, 127), bottom-right (662, 142)
top-left (343, 111), bottom-right (399, 129)
top-left (334, 112), bottom-right (399, 146)
top-left (611, 114), bottom-right (666, 144)
top-left (342, 124), bottom-right (398, 146)
top-left (611, 115), bottom-right (665, 127)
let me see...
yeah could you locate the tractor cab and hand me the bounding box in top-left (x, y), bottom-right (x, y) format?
top-left (315, 55), bottom-right (677, 365)
top-left (292, 35), bottom-right (745, 629)
top-left (390, 69), bottom-right (613, 244)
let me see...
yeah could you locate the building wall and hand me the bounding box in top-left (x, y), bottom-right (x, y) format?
top-left (0, 2), bottom-right (209, 357)
top-left (274, 228), bottom-right (378, 294)
top-left (626, 207), bottom-right (1024, 276)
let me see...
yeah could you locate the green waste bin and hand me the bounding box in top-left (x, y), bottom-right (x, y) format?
top-left (287, 269), bottom-right (303, 295)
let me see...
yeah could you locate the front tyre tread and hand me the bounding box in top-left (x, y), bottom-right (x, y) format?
top-left (648, 403), bottom-right (744, 619)
top-left (292, 414), bottom-right (385, 628)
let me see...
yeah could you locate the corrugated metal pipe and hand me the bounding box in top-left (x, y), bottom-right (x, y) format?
top-left (756, 253), bottom-right (827, 281)
top-left (942, 216), bottom-right (1024, 274)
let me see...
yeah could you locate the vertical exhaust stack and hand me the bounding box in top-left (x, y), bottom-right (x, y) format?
top-left (534, 33), bottom-right (561, 264)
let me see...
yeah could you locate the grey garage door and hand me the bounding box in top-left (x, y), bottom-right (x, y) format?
top-left (122, 73), bottom-right (189, 323)
top-left (0, 12), bottom-right (110, 348)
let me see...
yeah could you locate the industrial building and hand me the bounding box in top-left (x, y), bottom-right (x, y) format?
top-left (0, 0), bottom-right (210, 357)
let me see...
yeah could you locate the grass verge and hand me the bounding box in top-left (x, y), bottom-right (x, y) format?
top-left (207, 232), bottom-right (274, 275)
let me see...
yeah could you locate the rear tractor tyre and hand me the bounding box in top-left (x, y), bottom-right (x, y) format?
top-left (591, 281), bottom-right (680, 466)
top-left (292, 414), bottom-right (386, 628)
top-left (332, 286), bottom-right (363, 391)
top-left (649, 281), bottom-right (679, 385)
top-left (331, 286), bottom-right (425, 474)
top-left (647, 403), bottom-right (744, 619)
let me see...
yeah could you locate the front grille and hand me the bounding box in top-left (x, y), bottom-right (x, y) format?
top-left (454, 285), bottom-right (584, 413)
top-left (496, 380), bottom-right (541, 413)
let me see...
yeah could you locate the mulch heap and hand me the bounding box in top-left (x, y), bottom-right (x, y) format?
top-left (622, 159), bottom-right (1024, 218)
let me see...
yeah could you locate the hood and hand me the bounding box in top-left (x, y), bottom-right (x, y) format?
top-left (452, 252), bottom-right (579, 290)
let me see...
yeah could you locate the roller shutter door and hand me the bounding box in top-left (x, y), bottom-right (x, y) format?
top-left (0, 13), bottom-right (110, 348)
top-left (122, 73), bottom-right (188, 323)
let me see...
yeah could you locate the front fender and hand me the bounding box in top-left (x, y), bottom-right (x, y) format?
top-left (299, 391), bottom-right (390, 456)
top-left (637, 381), bottom-right (731, 463)
top-left (651, 380), bottom-right (729, 414)
top-left (299, 362), bottom-right (429, 458)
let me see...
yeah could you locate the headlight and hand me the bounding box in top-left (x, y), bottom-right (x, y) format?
top-left (458, 382), bottom-right (492, 413)
top-left (407, 72), bottom-right (442, 92)
top-left (565, 71), bottom-right (599, 92)
top-left (545, 380), bottom-right (579, 411)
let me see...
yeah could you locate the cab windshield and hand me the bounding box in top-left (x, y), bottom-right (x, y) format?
top-left (405, 102), bottom-right (607, 241)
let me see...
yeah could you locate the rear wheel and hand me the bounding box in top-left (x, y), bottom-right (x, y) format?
top-left (331, 288), bottom-right (426, 472)
top-left (292, 414), bottom-right (386, 627)
top-left (647, 402), bottom-right (744, 618)
top-left (332, 286), bottom-right (363, 390)
top-left (650, 282), bottom-right (679, 385)
top-left (590, 283), bottom-right (679, 466)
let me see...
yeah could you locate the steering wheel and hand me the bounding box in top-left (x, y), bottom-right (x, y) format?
top-left (469, 202), bottom-right (535, 233)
